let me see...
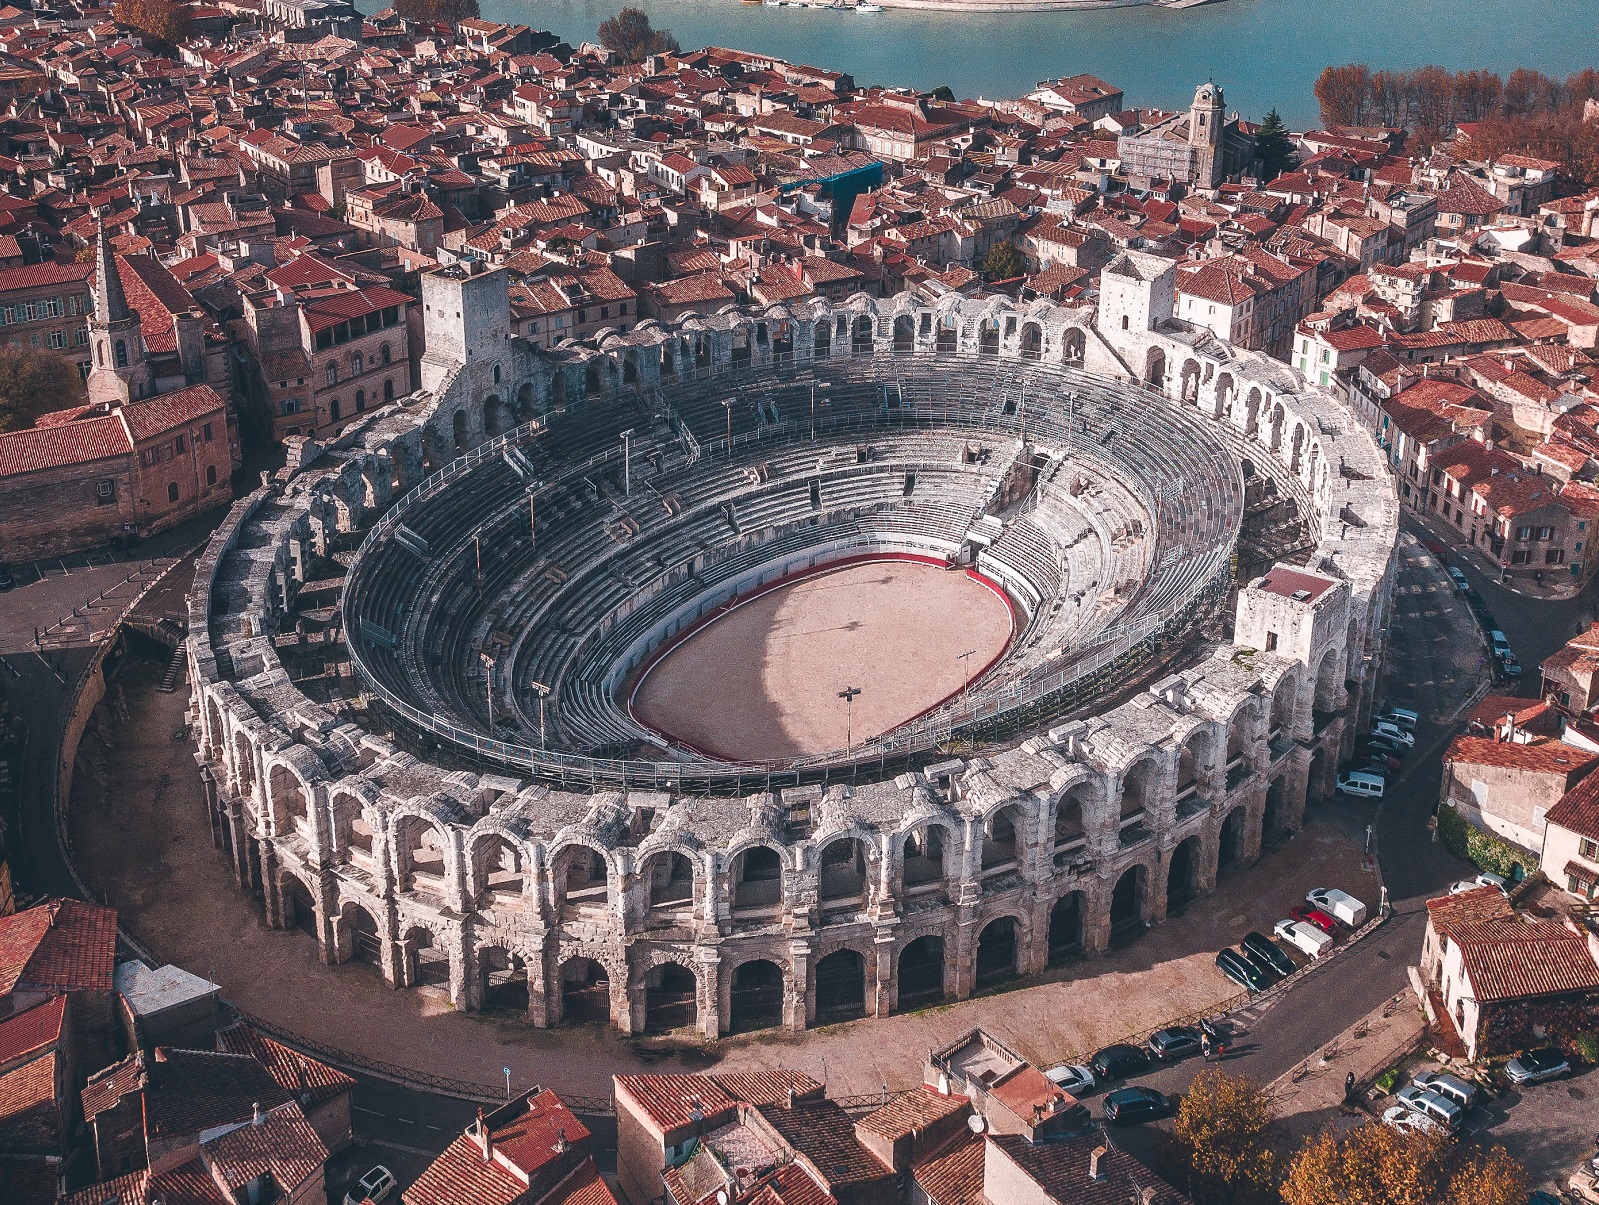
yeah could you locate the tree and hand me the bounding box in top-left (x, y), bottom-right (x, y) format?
top-left (1282, 1123), bottom-right (1527, 1205)
top-left (113, 0), bottom-right (192, 46)
top-left (1170, 1068), bottom-right (1278, 1205)
top-left (1313, 64), bottom-right (1372, 127)
top-left (597, 8), bottom-right (680, 63)
top-left (394, 0), bottom-right (479, 23)
top-left (977, 241), bottom-right (1024, 282)
top-left (1253, 109), bottom-right (1296, 181)
top-left (0, 347), bottom-right (88, 434)
top-left (929, 84), bottom-right (956, 102)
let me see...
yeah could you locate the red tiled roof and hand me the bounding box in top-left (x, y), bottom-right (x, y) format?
top-left (855, 1087), bottom-right (969, 1141)
top-left (0, 996), bottom-right (65, 1066)
top-left (0, 1054), bottom-right (59, 1156)
top-left (302, 285), bottom-right (413, 335)
top-left (1451, 917), bottom-right (1599, 1002)
top-left (1444, 734), bottom-right (1598, 777)
top-left (0, 899), bottom-right (117, 999)
top-left (120, 384), bottom-right (227, 445)
top-left (1255, 566), bottom-right (1337, 602)
top-left (214, 1024), bottom-right (355, 1109)
top-left (0, 260), bottom-right (94, 296)
top-left (911, 1129), bottom-right (983, 1205)
top-left (0, 413), bottom-right (127, 477)
top-left (1549, 771), bottom-right (1599, 842)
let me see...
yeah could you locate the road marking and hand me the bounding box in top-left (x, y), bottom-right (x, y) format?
top-left (354, 1106), bottom-right (389, 1119)
top-left (364, 1137), bottom-right (440, 1157)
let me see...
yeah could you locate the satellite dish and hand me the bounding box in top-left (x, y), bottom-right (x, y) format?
top-left (967, 1113), bottom-right (985, 1133)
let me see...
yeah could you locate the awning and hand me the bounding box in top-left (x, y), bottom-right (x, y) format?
top-left (1565, 859), bottom-right (1599, 890)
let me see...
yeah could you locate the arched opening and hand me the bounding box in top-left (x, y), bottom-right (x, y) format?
top-left (1119, 760), bottom-right (1157, 844)
top-left (404, 926), bottom-right (450, 988)
top-left (980, 806), bottom-right (1023, 875)
top-left (1264, 777), bottom-right (1288, 844)
top-left (1048, 893), bottom-right (1082, 964)
top-left (1313, 646), bottom-right (1343, 716)
top-left (1110, 865), bottom-right (1146, 943)
top-left (936, 321), bottom-right (957, 354)
top-left (1289, 423), bottom-right (1305, 473)
top-left (1062, 327), bottom-right (1085, 365)
top-left (1053, 786), bottom-right (1090, 869)
top-left (1218, 808), bottom-right (1245, 877)
top-left (550, 372), bottom-right (568, 409)
top-left (771, 321), bottom-right (793, 358)
top-left (817, 837), bottom-right (868, 914)
top-left (1215, 373), bottom-right (1234, 414)
top-left (1180, 359), bottom-right (1201, 403)
top-left (397, 816), bottom-right (448, 896)
top-left (731, 846), bottom-right (783, 920)
top-left (115, 339), bottom-right (127, 368)
top-left (813, 949), bottom-right (865, 1024)
top-left (473, 835), bottom-right (525, 908)
top-left (330, 397), bottom-right (342, 422)
top-left (483, 395), bottom-right (508, 439)
top-left (622, 351), bottom-right (638, 384)
top-left (1269, 678), bottom-right (1296, 747)
top-left (479, 947), bottom-right (528, 1012)
top-left (896, 935), bottom-right (945, 1009)
top-left (643, 851), bottom-right (696, 926)
top-left (585, 360), bottom-right (602, 397)
top-left (902, 825), bottom-right (951, 902)
top-left (338, 902), bottom-right (383, 967)
top-left (357, 388), bottom-right (367, 412)
top-left (269, 763), bottom-right (309, 831)
top-left (558, 957), bottom-right (610, 1025)
top-left (695, 336), bottom-right (712, 368)
top-left (979, 321), bottom-right (999, 356)
top-left (516, 381), bottom-right (536, 415)
top-left (644, 962), bottom-right (698, 1033)
top-left (731, 328), bottom-right (751, 365)
top-left (892, 314), bottom-right (914, 353)
top-left (814, 321), bottom-right (831, 357)
top-left (1019, 322), bottom-right (1042, 359)
top-left (1144, 347), bottom-right (1166, 390)
top-left (381, 343), bottom-right (392, 365)
top-left (1176, 730), bottom-right (1213, 814)
top-left (1244, 387), bottom-right (1262, 436)
top-left (728, 960), bottom-right (785, 1033)
top-left (1166, 836), bottom-right (1199, 913)
top-left (852, 315), bottom-right (873, 354)
top-left (554, 845), bottom-right (609, 920)
top-left (492, 362), bottom-right (501, 385)
top-left (335, 798), bottom-right (374, 867)
top-left (452, 408), bottom-right (468, 454)
top-left (280, 874), bottom-right (317, 938)
top-left (975, 916), bottom-right (1018, 988)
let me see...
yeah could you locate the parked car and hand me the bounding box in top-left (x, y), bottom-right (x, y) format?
top-left (1335, 771), bottom-right (1385, 799)
top-left (1216, 947), bottom-right (1272, 992)
top-left (1238, 944), bottom-right (1285, 985)
top-left (1089, 1044), bottom-right (1150, 1082)
top-left (1273, 918), bottom-right (1333, 959)
top-left (1363, 734), bottom-right (1408, 757)
top-left (1103, 1086), bottom-right (1172, 1125)
top-left (1489, 629), bottom-right (1513, 656)
top-left (1499, 652), bottom-right (1523, 677)
top-left (1371, 720), bottom-right (1415, 747)
top-left (1504, 1047), bottom-right (1571, 1085)
top-left (1241, 930), bottom-right (1296, 977)
top-left (1305, 887), bottom-right (1367, 927)
top-left (1449, 873), bottom-right (1508, 895)
top-left (1409, 1070), bottom-right (1479, 1111)
top-left (1289, 906), bottom-right (1338, 935)
top-left (1147, 1026), bottom-right (1204, 1062)
top-left (1359, 749), bottom-right (1404, 772)
top-left (1447, 566), bottom-right (1469, 592)
top-left (345, 1167), bottom-right (396, 1205)
top-left (1395, 1084), bottom-right (1464, 1130)
top-left (1381, 1105), bottom-right (1442, 1136)
top-left (1044, 1064), bottom-right (1096, 1097)
top-left (1375, 707), bottom-right (1419, 731)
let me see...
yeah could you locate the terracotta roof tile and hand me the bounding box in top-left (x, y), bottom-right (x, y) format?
top-left (0, 997), bottom-right (65, 1067)
top-left (910, 1129), bottom-right (983, 1205)
top-left (0, 899), bottom-right (117, 999)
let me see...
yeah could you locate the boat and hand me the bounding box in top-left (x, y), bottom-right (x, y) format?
top-left (854, 3), bottom-right (883, 11)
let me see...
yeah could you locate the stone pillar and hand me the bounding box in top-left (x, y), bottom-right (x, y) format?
top-left (260, 841), bottom-right (282, 927)
top-left (312, 869), bottom-right (338, 966)
top-left (872, 926), bottom-right (895, 1017)
top-left (528, 939), bottom-right (552, 1029)
top-left (1145, 849), bottom-right (1169, 924)
top-left (696, 948), bottom-right (721, 1039)
top-left (227, 803), bottom-right (252, 888)
top-left (951, 908), bottom-right (980, 1001)
top-left (787, 940), bottom-right (811, 1032)
top-left (1019, 892), bottom-right (1051, 976)
top-left (1081, 877), bottom-right (1113, 956)
top-left (1195, 828), bottom-right (1221, 894)
top-left (200, 767), bottom-right (221, 848)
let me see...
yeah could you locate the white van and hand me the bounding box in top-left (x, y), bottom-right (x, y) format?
top-left (1377, 707), bottom-right (1419, 731)
top-left (1336, 771), bottom-right (1385, 799)
top-left (1371, 721), bottom-right (1415, 748)
top-left (1273, 918), bottom-right (1333, 959)
top-left (1305, 887), bottom-right (1368, 928)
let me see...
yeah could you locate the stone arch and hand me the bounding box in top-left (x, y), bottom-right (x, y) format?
top-left (478, 944), bottom-right (529, 1012)
top-left (469, 830), bottom-right (526, 908)
top-left (1226, 699), bottom-right (1261, 783)
top-left (556, 954), bottom-right (611, 1025)
top-left (267, 761), bottom-right (310, 834)
top-left (1119, 757), bottom-right (1160, 832)
top-left (979, 320), bottom-right (999, 356)
top-left (1244, 386), bottom-right (1262, 437)
top-left (643, 960), bottom-right (699, 1033)
top-left (892, 314), bottom-right (914, 353)
top-left (814, 320), bottom-right (831, 357)
top-left (483, 394), bottom-right (509, 440)
top-left (1289, 422), bottom-right (1306, 473)
top-left (329, 791), bottom-right (376, 867)
top-left (1267, 402), bottom-right (1286, 452)
top-left (936, 319), bottom-right (957, 354)
top-left (275, 864), bottom-right (319, 939)
top-left (1020, 322), bottom-right (1042, 360)
top-left (1175, 726), bottom-right (1218, 808)
top-left (1047, 891), bottom-right (1083, 964)
top-left (640, 849), bottom-right (696, 926)
top-left (1313, 644), bottom-right (1344, 714)
top-left (1109, 863), bottom-right (1148, 940)
top-left (622, 349), bottom-right (639, 384)
top-left (550, 371), bottom-right (568, 410)
top-left (813, 947), bottom-right (867, 1023)
top-left (203, 696), bottom-right (226, 764)
top-left (1180, 358), bottom-right (1201, 403)
top-left (452, 408), bottom-right (468, 455)
top-left (727, 958), bottom-right (785, 1034)
top-left (1052, 781), bottom-right (1096, 868)
top-left (979, 803), bottom-right (1026, 876)
top-left (1062, 327), bottom-right (1085, 365)
top-left (771, 320), bottom-right (793, 359)
top-left (1166, 835), bottom-right (1201, 913)
top-left (729, 844), bottom-right (784, 919)
top-left (393, 812), bottom-right (450, 896)
top-left (896, 934), bottom-right (945, 1009)
top-left (551, 842), bottom-right (611, 920)
top-left (852, 315), bottom-right (874, 354)
top-left (334, 898), bottom-right (384, 969)
top-left (1214, 372), bottom-right (1235, 416)
top-left (816, 835), bottom-right (871, 913)
top-left (402, 923), bottom-right (451, 988)
top-left (1264, 774), bottom-right (1290, 843)
top-left (1217, 805), bottom-right (1247, 877)
top-left (975, 915), bottom-right (1021, 988)
top-left (901, 821), bottom-right (954, 902)
top-left (1144, 346), bottom-right (1166, 390)
top-left (1269, 671), bottom-right (1300, 739)
top-left (516, 380), bottom-right (535, 416)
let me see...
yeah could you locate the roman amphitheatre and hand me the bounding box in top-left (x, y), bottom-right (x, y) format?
top-left (185, 252), bottom-right (1398, 1038)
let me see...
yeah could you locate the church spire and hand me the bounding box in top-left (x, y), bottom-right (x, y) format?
top-left (92, 214), bottom-right (128, 323)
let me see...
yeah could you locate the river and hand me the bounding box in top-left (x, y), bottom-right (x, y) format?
top-left (472, 0), bottom-right (1599, 128)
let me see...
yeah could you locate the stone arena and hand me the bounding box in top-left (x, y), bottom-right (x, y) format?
top-left (186, 251), bottom-right (1399, 1039)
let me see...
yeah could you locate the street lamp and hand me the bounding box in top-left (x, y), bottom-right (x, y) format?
top-left (620, 428), bottom-right (633, 496)
top-left (721, 397), bottom-right (734, 451)
top-left (529, 680), bottom-right (550, 748)
top-left (956, 648), bottom-right (977, 701)
top-left (838, 685), bottom-right (861, 758)
top-left (480, 650), bottom-right (496, 729)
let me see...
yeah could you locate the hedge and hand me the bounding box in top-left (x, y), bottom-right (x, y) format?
top-left (1436, 804), bottom-right (1528, 879)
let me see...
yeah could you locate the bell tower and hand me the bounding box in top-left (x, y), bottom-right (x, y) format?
top-left (86, 217), bottom-right (152, 407)
top-left (1189, 81), bottom-right (1226, 191)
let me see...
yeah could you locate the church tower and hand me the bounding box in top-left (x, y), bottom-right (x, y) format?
top-left (86, 218), bottom-right (152, 407)
top-left (1189, 81), bottom-right (1226, 191)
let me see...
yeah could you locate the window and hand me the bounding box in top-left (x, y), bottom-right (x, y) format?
top-left (355, 389), bottom-right (365, 412)
top-left (620, 302), bottom-right (628, 315)
top-left (203, 422), bottom-right (213, 442)
top-left (1581, 837), bottom-right (1599, 860)
top-left (206, 464), bottom-right (217, 486)
top-left (1264, 631), bottom-right (1278, 652)
top-left (1517, 525), bottom-right (1533, 540)
top-left (600, 306), bottom-right (609, 320)
top-left (383, 379), bottom-right (394, 402)
top-left (43, 297), bottom-right (62, 318)
top-left (282, 398), bottom-right (301, 415)
top-left (1121, 315), bottom-right (1129, 331)
top-left (74, 328), bottom-right (87, 345)
top-left (352, 352), bottom-right (364, 375)
top-left (167, 482), bottom-right (179, 503)
top-left (48, 329), bottom-right (65, 348)
top-left (1547, 549), bottom-right (1565, 564)
top-left (330, 398), bottom-right (341, 421)
top-left (380, 344), bottom-right (391, 365)
top-left (492, 363), bottom-right (501, 384)
top-left (174, 434), bottom-right (185, 453)
top-left (115, 340), bottom-right (127, 367)
top-left (95, 478), bottom-right (116, 505)
top-left (327, 364), bottom-right (338, 386)
top-left (1538, 526), bottom-right (1554, 540)
top-left (1512, 550), bottom-right (1531, 565)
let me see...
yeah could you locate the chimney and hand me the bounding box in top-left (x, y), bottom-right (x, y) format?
top-left (252, 1101), bottom-right (265, 1126)
top-left (554, 1127), bottom-right (569, 1154)
top-left (936, 1072), bottom-right (950, 1096)
top-left (475, 1107), bottom-right (491, 1159)
top-left (1088, 1145), bottom-right (1108, 1180)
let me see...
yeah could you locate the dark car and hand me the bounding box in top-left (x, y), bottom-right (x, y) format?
top-left (1089, 1043), bottom-right (1150, 1082)
top-left (1103, 1086), bottom-right (1172, 1125)
top-left (1363, 734), bottom-right (1407, 756)
top-left (1146, 1026), bottom-right (1203, 1062)
top-left (1358, 749), bottom-right (1404, 772)
top-left (1241, 931), bottom-right (1296, 978)
top-left (1216, 947), bottom-right (1270, 992)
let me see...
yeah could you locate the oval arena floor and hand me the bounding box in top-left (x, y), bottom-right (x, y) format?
top-left (626, 557), bottom-right (1015, 761)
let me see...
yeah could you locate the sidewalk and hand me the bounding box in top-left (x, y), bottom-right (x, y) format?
top-left (1267, 991), bottom-right (1428, 1144)
top-left (1405, 508), bottom-right (1582, 603)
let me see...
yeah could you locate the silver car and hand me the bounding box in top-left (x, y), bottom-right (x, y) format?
top-left (1505, 1047), bottom-right (1571, 1085)
top-left (1044, 1063), bottom-right (1096, 1096)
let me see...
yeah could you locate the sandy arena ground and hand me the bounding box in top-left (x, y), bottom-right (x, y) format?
top-left (629, 558), bottom-right (1013, 760)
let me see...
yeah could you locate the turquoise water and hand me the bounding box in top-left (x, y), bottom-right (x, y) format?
top-left (476, 0), bottom-right (1599, 127)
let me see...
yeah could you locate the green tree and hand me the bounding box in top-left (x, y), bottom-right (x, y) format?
top-left (1172, 1068), bottom-right (1278, 1205)
top-left (395, 0), bottom-right (480, 23)
top-left (929, 84), bottom-right (956, 102)
top-left (977, 241), bottom-right (1024, 282)
top-left (1254, 109), bottom-right (1296, 181)
top-left (0, 347), bottom-right (89, 433)
top-left (597, 8), bottom-right (680, 63)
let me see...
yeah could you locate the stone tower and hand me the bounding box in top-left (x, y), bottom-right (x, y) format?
top-left (86, 219), bottom-right (152, 407)
top-left (1189, 81), bottom-right (1225, 191)
top-left (420, 261), bottom-right (511, 394)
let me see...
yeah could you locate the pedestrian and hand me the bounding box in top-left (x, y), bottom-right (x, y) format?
top-left (1345, 1071), bottom-right (1356, 1101)
top-left (1201, 1033), bottom-right (1213, 1062)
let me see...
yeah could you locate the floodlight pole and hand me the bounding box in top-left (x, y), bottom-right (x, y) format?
top-left (957, 648), bottom-right (977, 701)
top-left (530, 680), bottom-right (550, 748)
top-left (481, 651), bottom-right (496, 728)
top-left (620, 428), bottom-right (633, 496)
top-left (474, 533), bottom-right (482, 592)
top-left (722, 398), bottom-right (734, 451)
top-left (838, 685), bottom-right (861, 759)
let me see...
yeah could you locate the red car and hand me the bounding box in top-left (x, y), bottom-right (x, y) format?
top-left (1290, 906), bottom-right (1338, 935)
